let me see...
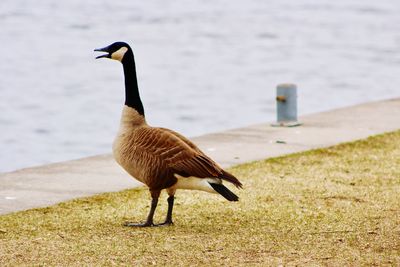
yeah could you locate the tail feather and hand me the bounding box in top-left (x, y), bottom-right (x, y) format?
top-left (209, 183), bottom-right (239, 201)
top-left (220, 170), bottom-right (243, 189)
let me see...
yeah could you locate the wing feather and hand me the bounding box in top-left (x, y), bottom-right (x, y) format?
top-left (131, 127), bottom-right (242, 188)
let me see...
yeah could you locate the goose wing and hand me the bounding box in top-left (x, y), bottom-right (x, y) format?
top-left (153, 128), bottom-right (242, 188)
top-left (133, 127), bottom-right (242, 188)
top-left (157, 127), bottom-right (205, 155)
top-left (142, 127), bottom-right (221, 178)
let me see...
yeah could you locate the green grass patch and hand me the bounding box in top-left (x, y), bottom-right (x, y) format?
top-left (1, 131), bottom-right (400, 266)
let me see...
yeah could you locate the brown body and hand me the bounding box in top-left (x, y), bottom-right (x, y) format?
top-left (113, 106), bottom-right (241, 194)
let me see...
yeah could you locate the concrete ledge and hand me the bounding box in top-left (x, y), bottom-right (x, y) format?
top-left (1, 98), bottom-right (399, 215)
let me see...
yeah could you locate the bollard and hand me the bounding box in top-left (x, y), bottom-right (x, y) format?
top-left (271, 83), bottom-right (302, 127)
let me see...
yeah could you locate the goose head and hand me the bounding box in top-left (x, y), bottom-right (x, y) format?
top-left (94, 41), bottom-right (131, 62)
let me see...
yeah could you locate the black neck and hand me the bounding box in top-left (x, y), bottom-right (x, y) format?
top-left (121, 50), bottom-right (144, 116)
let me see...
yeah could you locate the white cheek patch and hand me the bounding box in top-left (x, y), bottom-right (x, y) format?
top-left (111, 47), bottom-right (128, 61)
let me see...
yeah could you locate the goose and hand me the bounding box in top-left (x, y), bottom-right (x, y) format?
top-left (94, 41), bottom-right (242, 227)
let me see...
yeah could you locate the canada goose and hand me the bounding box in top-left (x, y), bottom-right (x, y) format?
top-left (95, 41), bottom-right (242, 227)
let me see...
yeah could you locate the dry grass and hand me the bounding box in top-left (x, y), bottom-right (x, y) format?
top-left (1, 131), bottom-right (400, 266)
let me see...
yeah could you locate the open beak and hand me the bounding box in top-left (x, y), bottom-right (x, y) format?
top-left (94, 46), bottom-right (110, 59)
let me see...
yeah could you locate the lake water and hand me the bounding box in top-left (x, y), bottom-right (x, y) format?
top-left (1, 0), bottom-right (399, 173)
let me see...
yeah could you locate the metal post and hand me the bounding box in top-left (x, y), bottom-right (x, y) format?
top-left (271, 83), bottom-right (302, 127)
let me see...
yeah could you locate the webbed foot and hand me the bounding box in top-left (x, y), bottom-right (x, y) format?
top-left (124, 221), bottom-right (155, 227)
top-left (155, 220), bottom-right (174, 227)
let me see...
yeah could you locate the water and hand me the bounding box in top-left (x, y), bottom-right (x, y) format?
top-left (1, 0), bottom-right (399, 173)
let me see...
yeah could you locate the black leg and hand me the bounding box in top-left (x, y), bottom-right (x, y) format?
top-left (157, 195), bottom-right (175, 226)
top-left (124, 191), bottom-right (160, 227)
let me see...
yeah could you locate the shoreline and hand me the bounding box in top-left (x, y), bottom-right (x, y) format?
top-left (1, 97), bottom-right (399, 215)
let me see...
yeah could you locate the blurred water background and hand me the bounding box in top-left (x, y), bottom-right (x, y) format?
top-left (1, 0), bottom-right (399, 173)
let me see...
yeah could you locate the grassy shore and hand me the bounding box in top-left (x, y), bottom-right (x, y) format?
top-left (1, 131), bottom-right (399, 266)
